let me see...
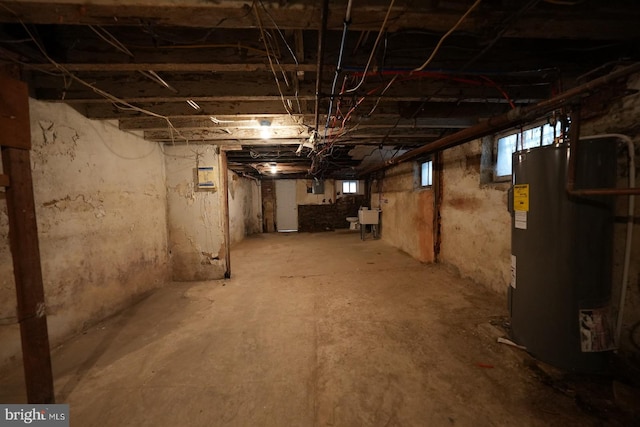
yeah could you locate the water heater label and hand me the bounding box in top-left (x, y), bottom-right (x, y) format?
top-left (515, 211), bottom-right (527, 230)
top-left (513, 184), bottom-right (529, 211)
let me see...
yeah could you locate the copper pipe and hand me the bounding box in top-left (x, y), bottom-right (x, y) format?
top-left (569, 188), bottom-right (640, 196)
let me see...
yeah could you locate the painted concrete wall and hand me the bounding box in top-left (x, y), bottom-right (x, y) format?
top-left (228, 171), bottom-right (262, 245)
top-left (371, 162), bottom-right (435, 263)
top-left (0, 99), bottom-right (168, 369)
top-left (440, 140), bottom-right (512, 295)
top-left (164, 145), bottom-right (227, 281)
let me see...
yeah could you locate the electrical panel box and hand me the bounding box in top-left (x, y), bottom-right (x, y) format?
top-left (197, 166), bottom-right (215, 190)
top-left (312, 180), bottom-right (324, 194)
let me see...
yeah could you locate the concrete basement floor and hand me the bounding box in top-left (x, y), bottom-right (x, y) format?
top-left (0, 231), bottom-right (636, 426)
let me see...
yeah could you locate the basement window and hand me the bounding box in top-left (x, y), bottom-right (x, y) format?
top-left (420, 159), bottom-right (433, 187)
top-left (342, 180), bottom-right (357, 194)
top-left (495, 121), bottom-right (563, 178)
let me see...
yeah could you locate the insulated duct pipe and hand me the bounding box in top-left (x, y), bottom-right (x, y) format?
top-left (359, 62), bottom-right (640, 176)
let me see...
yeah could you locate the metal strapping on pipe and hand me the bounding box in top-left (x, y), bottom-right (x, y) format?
top-left (360, 62), bottom-right (640, 176)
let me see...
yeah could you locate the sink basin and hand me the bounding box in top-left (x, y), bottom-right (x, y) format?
top-left (358, 209), bottom-right (380, 225)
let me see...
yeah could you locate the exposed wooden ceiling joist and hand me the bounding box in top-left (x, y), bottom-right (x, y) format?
top-left (1, 0), bottom-right (639, 40)
top-left (2, 0), bottom-right (638, 178)
top-left (23, 63), bottom-right (319, 73)
top-left (119, 116), bottom-right (476, 131)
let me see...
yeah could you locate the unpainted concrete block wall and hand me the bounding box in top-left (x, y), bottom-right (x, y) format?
top-left (164, 145), bottom-right (226, 281)
top-left (440, 140), bottom-right (512, 294)
top-left (371, 162), bottom-right (435, 263)
top-left (0, 99), bottom-right (169, 369)
top-left (228, 171), bottom-right (262, 245)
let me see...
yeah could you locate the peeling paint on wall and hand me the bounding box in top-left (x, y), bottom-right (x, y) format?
top-left (164, 145), bottom-right (226, 280)
top-left (228, 170), bottom-right (262, 244)
top-left (371, 162), bottom-right (435, 263)
top-left (0, 99), bottom-right (169, 369)
top-left (440, 140), bottom-right (512, 294)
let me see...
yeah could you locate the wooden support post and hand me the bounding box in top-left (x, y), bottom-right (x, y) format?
top-left (220, 149), bottom-right (231, 278)
top-left (1, 74), bottom-right (54, 403)
top-left (2, 147), bottom-right (55, 403)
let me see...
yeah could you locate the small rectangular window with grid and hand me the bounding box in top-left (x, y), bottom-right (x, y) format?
top-left (342, 180), bottom-right (357, 194)
top-left (496, 121), bottom-right (562, 178)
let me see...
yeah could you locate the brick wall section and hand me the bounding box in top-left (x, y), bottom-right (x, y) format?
top-left (298, 195), bottom-right (367, 232)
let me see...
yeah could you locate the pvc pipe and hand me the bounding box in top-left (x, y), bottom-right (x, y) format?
top-left (581, 134), bottom-right (636, 348)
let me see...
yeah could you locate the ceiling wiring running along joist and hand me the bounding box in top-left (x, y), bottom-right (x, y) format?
top-left (88, 25), bottom-right (134, 57)
top-left (0, 10), bottom-right (190, 147)
top-left (366, 0), bottom-right (483, 117)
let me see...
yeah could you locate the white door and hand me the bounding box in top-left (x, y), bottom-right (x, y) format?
top-left (275, 179), bottom-right (298, 232)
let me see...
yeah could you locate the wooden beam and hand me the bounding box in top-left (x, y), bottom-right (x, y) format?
top-left (0, 76), bottom-right (31, 149)
top-left (56, 95), bottom-right (535, 105)
top-left (119, 115), bottom-right (475, 131)
top-left (0, 73), bottom-right (54, 404)
top-left (2, 146), bottom-right (55, 404)
top-left (220, 150), bottom-right (231, 279)
top-left (79, 99), bottom-right (511, 120)
top-left (0, 1), bottom-right (639, 40)
top-left (25, 62), bottom-right (319, 73)
top-left (119, 115), bottom-right (310, 131)
top-left (147, 125), bottom-right (445, 139)
top-left (58, 95), bottom-right (317, 104)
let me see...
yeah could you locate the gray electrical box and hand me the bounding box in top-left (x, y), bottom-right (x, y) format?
top-left (312, 180), bottom-right (324, 194)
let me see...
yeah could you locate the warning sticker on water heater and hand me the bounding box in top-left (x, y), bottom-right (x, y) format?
top-left (513, 184), bottom-right (529, 211)
top-left (515, 211), bottom-right (527, 230)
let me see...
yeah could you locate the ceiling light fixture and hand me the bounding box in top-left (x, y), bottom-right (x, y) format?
top-left (269, 162), bottom-right (278, 174)
top-left (259, 120), bottom-right (272, 139)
